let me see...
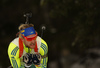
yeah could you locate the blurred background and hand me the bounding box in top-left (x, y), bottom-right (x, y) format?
top-left (0, 0), bottom-right (100, 68)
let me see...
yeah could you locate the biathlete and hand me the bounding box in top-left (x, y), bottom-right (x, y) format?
top-left (8, 24), bottom-right (48, 68)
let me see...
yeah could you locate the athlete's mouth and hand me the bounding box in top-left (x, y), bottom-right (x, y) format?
top-left (30, 43), bottom-right (35, 46)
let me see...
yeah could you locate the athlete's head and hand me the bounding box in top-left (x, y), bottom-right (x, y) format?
top-left (18, 24), bottom-right (37, 49)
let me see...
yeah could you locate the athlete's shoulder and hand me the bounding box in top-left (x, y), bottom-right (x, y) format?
top-left (11, 37), bottom-right (19, 47)
top-left (8, 37), bottom-right (19, 56)
top-left (36, 36), bottom-right (41, 42)
top-left (37, 36), bottom-right (48, 55)
top-left (36, 36), bottom-right (47, 45)
top-left (36, 36), bottom-right (48, 47)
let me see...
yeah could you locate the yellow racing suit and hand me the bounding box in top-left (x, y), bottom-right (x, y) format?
top-left (8, 36), bottom-right (48, 68)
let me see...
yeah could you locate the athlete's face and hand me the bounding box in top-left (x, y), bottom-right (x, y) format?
top-left (22, 34), bottom-right (37, 49)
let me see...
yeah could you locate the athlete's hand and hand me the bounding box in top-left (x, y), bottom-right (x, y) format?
top-left (23, 53), bottom-right (33, 67)
top-left (32, 53), bottom-right (41, 65)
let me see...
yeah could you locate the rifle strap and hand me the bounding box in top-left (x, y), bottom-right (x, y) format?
top-left (19, 38), bottom-right (24, 58)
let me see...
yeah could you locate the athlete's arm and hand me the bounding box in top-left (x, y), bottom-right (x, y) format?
top-left (38, 39), bottom-right (48, 68)
top-left (8, 42), bottom-right (21, 68)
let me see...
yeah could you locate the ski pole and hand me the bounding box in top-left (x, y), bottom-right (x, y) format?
top-left (41, 25), bottom-right (46, 38)
top-left (23, 13), bottom-right (32, 24)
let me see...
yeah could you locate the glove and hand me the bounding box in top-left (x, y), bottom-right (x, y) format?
top-left (32, 53), bottom-right (41, 65)
top-left (23, 53), bottom-right (33, 67)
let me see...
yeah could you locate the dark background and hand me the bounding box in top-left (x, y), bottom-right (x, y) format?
top-left (0, 0), bottom-right (100, 68)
